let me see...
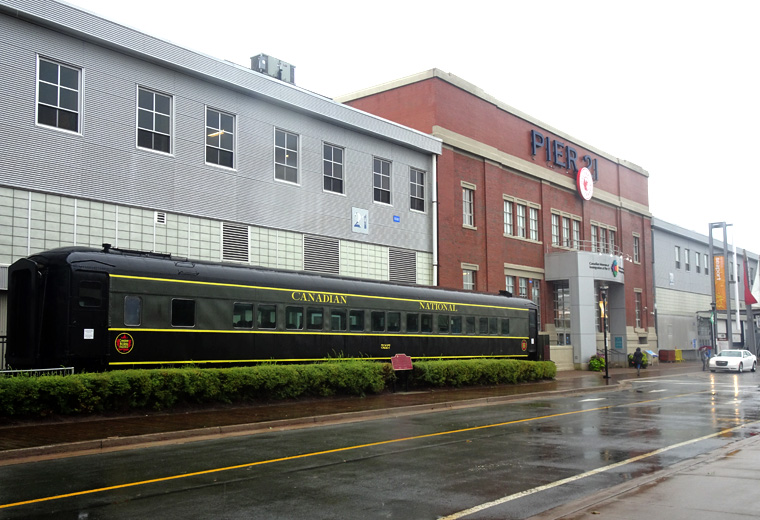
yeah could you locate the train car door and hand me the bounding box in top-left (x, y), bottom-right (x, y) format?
top-left (68, 271), bottom-right (110, 368)
top-left (6, 258), bottom-right (42, 368)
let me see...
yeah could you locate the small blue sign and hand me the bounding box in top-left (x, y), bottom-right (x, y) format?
top-left (393, 215), bottom-right (400, 223)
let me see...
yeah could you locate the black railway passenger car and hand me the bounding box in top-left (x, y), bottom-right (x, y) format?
top-left (6, 245), bottom-right (540, 370)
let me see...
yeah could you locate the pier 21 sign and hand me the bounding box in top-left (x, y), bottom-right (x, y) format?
top-left (530, 130), bottom-right (599, 198)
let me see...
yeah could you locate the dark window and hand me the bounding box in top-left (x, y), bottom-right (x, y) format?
top-left (233, 302), bottom-right (253, 328)
top-left (286, 306), bottom-right (304, 329)
top-left (349, 310), bottom-right (365, 331)
top-left (275, 129), bottom-right (298, 183)
top-left (410, 168), bottom-right (425, 212)
top-left (501, 319), bottom-right (510, 335)
top-left (323, 143), bottom-right (344, 194)
top-left (421, 314), bottom-right (433, 333)
top-left (450, 316), bottom-right (462, 334)
top-left (438, 315), bottom-right (449, 334)
top-left (479, 317), bottom-right (489, 334)
top-left (307, 308), bottom-right (324, 330)
top-left (138, 88), bottom-right (172, 153)
top-left (373, 157), bottom-right (391, 204)
top-left (257, 305), bottom-right (276, 329)
top-left (38, 58), bottom-right (80, 132)
top-left (465, 316), bottom-right (476, 334)
top-left (78, 281), bottom-right (102, 308)
top-left (331, 310), bottom-right (347, 331)
top-left (371, 311), bottom-right (386, 332)
top-left (124, 296), bottom-right (141, 326)
top-left (407, 313), bottom-right (420, 333)
top-left (206, 108), bottom-right (234, 168)
top-left (489, 317), bottom-right (498, 335)
top-left (171, 299), bottom-right (195, 327)
top-left (388, 312), bottom-right (401, 332)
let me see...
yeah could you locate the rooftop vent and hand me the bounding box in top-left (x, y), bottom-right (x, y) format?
top-left (251, 54), bottom-right (295, 84)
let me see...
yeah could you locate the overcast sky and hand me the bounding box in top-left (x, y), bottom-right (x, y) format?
top-left (64, 0), bottom-right (760, 255)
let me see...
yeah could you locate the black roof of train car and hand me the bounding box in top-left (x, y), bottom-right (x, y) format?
top-left (25, 246), bottom-right (537, 311)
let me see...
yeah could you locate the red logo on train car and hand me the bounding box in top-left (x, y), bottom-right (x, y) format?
top-left (115, 333), bottom-right (134, 354)
top-left (521, 340), bottom-right (527, 352)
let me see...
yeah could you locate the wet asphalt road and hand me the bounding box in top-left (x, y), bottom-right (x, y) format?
top-left (2, 371), bottom-right (760, 519)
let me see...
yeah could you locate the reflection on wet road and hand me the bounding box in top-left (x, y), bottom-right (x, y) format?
top-left (2, 372), bottom-right (760, 519)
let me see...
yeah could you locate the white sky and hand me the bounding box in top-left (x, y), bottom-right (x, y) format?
top-left (64, 0), bottom-right (760, 254)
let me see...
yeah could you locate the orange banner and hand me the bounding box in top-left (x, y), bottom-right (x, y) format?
top-left (714, 255), bottom-right (726, 310)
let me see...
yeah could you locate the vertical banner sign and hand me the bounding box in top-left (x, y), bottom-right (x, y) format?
top-left (714, 255), bottom-right (727, 310)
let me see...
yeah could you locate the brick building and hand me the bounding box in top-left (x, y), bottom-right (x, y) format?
top-left (339, 70), bottom-right (656, 369)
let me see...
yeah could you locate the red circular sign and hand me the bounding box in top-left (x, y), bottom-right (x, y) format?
top-left (115, 333), bottom-right (134, 354)
top-left (577, 167), bottom-right (594, 201)
top-left (521, 340), bottom-right (527, 351)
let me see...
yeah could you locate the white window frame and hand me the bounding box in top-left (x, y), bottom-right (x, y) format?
top-left (275, 128), bottom-right (299, 184)
top-left (462, 182), bottom-right (476, 228)
top-left (323, 143), bottom-right (345, 195)
top-left (373, 157), bottom-right (392, 205)
top-left (36, 56), bottom-right (82, 134)
top-left (205, 107), bottom-right (235, 169)
top-left (410, 167), bottom-right (425, 212)
top-left (462, 263), bottom-right (479, 291)
top-left (137, 86), bottom-right (173, 155)
top-left (633, 233), bottom-right (641, 264)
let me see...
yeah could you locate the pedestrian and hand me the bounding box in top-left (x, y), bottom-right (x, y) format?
top-left (633, 347), bottom-right (644, 376)
top-left (701, 346), bottom-right (711, 371)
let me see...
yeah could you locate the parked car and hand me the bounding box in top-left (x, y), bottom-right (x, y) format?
top-left (709, 349), bottom-right (757, 373)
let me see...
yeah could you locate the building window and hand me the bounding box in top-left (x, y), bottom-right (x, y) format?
top-left (599, 228), bottom-right (607, 253)
top-left (675, 246), bottom-right (681, 269)
top-left (323, 143), bottom-right (344, 194)
top-left (551, 214), bottom-right (560, 246)
top-left (504, 200), bottom-right (513, 236)
top-left (37, 58), bottom-right (80, 133)
top-left (609, 230), bottom-right (616, 254)
top-left (518, 277), bottom-right (528, 298)
top-left (529, 207), bottom-right (539, 241)
top-left (137, 87), bottom-right (171, 153)
top-left (685, 249), bottom-right (690, 271)
top-left (633, 234), bottom-right (640, 263)
top-left (635, 291), bottom-right (643, 329)
top-left (410, 168), bottom-right (425, 211)
top-left (696, 252), bottom-right (701, 273)
top-left (463, 269), bottom-right (476, 291)
top-left (562, 217), bottom-right (570, 247)
top-left (206, 108), bottom-right (234, 168)
top-left (275, 129), bottom-right (298, 183)
top-left (373, 157), bottom-right (391, 204)
top-left (531, 279), bottom-right (540, 308)
top-left (516, 204), bottom-right (526, 238)
top-left (572, 220), bottom-right (580, 250)
top-left (462, 186), bottom-right (474, 227)
top-left (704, 254), bottom-right (709, 275)
top-left (591, 226), bottom-right (598, 252)
top-left (505, 275), bottom-right (514, 296)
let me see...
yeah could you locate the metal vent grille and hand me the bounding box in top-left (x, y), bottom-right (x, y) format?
top-left (222, 223), bottom-right (249, 263)
top-left (304, 235), bottom-right (339, 274)
top-left (0, 265), bottom-right (8, 291)
top-left (154, 212), bottom-right (166, 225)
top-left (389, 249), bottom-right (416, 284)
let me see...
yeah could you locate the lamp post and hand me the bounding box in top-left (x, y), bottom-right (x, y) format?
top-left (600, 286), bottom-right (610, 379)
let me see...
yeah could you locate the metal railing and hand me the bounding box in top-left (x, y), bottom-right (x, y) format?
top-left (1, 366), bottom-right (75, 377)
top-left (0, 336), bottom-right (5, 370)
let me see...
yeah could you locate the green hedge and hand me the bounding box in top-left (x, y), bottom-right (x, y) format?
top-left (0, 359), bottom-right (556, 418)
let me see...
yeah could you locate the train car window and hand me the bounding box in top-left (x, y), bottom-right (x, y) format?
top-left (501, 318), bottom-right (510, 334)
top-left (387, 312), bottom-right (401, 332)
top-left (421, 313), bottom-right (433, 333)
top-left (465, 316), bottom-right (476, 334)
top-left (233, 302), bottom-right (254, 328)
top-left (331, 310), bottom-right (347, 331)
top-left (171, 299), bottom-right (195, 327)
top-left (450, 316), bottom-right (462, 334)
top-left (438, 315), bottom-right (449, 334)
top-left (286, 306), bottom-right (304, 330)
top-left (307, 308), bottom-right (324, 330)
top-left (78, 281), bottom-right (102, 307)
top-left (479, 317), bottom-right (489, 334)
top-left (257, 305), bottom-right (276, 329)
top-left (407, 313), bottom-right (419, 333)
top-left (489, 317), bottom-right (498, 335)
top-left (349, 310), bottom-right (365, 331)
top-left (371, 311), bottom-right (385, 332)
top-left (124, 296), bottom-right (142, 326)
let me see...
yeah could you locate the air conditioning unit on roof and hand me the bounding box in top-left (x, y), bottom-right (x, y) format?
top-left (251, 53), bottom-right (295, 84)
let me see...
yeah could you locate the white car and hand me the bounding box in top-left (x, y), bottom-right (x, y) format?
top-left (709, 349), bottom-right (757, 373)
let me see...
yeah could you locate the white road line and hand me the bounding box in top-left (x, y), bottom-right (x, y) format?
top-left (579, 398), bottom-right (606, 402)
top-left (438, 420), bottom-right (760, 520)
